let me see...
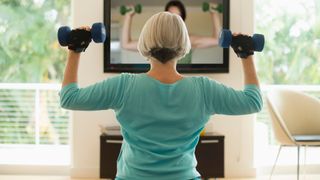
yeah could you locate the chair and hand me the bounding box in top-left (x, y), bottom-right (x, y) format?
top-left (266, 89), bottom-right (320, 180)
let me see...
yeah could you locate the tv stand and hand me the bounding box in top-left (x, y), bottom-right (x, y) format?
top-left (100, 132), bottom-right (224, 179)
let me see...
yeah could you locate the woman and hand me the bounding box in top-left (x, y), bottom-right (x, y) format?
top-left (60, 12), bottom-right (262, 180)
top-left (121, 0), bottom-right (222, 63)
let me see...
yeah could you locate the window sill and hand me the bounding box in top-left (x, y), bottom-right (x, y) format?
top-left (0, 144), bottom-right (70, 165)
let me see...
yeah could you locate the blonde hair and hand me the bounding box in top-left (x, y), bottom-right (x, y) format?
top-left (137, 12), bottom-right (191, 64)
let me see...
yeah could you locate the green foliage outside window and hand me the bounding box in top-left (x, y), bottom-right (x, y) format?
top-left (0, 0), bottom-right (70, 83)
top-left (255, 0), bottom-right (320, 85)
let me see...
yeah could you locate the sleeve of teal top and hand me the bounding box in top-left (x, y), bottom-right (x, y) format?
top-left (59, 74), bottom-right (127, 110)
top-left (202, 77), bottom-right (263, 115)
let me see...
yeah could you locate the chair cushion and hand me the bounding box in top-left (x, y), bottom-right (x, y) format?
top-left (293, 135), bottom-right (320, 142)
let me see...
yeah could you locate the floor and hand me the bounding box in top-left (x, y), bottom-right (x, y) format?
top-left (0, 175), bottom-right (320, 180)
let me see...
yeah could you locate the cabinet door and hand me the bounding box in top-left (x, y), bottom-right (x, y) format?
top-left (195, 138), bottom-right (224, 178)
top-left (100, 136), bottom-right (123, 178)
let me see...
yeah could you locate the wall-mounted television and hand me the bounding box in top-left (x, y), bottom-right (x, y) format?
top-left (104, 0), bottom-right (230, 73)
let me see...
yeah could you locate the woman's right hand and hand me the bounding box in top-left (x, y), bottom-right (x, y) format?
top-left (68, 26), bottom-right (91, 53)
top-left (125, 5), bottom-right (136, 18)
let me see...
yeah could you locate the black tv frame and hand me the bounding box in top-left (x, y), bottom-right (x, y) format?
top-left (104, 0), bottom-right (230, 73)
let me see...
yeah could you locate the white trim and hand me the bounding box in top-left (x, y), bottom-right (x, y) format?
top-left (257, 165), bottom-right (320, 175)
top-left (226, 167), bottom-right (256, 178)
top-left (70, 167), bottom-right (99, 178)
top-left (0, 165), bottom-right (70, 175)
top-left (0, 144), bottom-right (69, 148)
top-left (0, 83), bottom-right (61, 90)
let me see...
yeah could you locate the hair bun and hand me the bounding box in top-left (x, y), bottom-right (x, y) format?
top-left (150, 48), bottom-right (178, 64)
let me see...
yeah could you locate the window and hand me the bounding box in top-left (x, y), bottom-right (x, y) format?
top-left (0, 0), bottom-right (71, 165)
top-left (254, 0), bottom-right (320, 170)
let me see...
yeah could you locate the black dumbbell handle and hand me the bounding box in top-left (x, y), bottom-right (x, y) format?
top-left (68, 29), bottom-right (92, 53)
top-left (231, 35), bottom-right (254, 58)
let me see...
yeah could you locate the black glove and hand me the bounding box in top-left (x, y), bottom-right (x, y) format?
top-left (231, 35), bottom-right (254, 59)
top-left (68, 29), bottom-right (92, 53)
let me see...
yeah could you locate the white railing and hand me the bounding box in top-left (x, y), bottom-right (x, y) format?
top-left (0, 83), bottom-right (61, 90)
top-left (0, 83), bottom-right (69, 146)
top-left (261, 84), bottom-right (320, 92)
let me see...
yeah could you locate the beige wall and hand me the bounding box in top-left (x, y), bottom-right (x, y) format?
top-left (71, 0), bottom-right (256, 178)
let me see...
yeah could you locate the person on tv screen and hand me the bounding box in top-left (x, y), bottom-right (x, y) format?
top-left (60, 11), bottom-right (262, 179)
top-left (121, 0), bottom-right (222, 63)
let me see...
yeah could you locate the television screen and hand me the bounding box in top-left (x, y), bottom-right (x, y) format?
top-left (104, 0), bottom-right (230, 73)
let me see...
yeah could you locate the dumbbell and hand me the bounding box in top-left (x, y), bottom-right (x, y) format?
top-left (120, 4), bottom-right (142, 15)
top-left (219, 29), bottom-right (265, 52)
top-left (202, 2), bottom-right (223, 13)
top-left (58, 23), bottom-right (106, 47)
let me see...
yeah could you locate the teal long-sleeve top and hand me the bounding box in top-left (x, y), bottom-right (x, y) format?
top-left (60, 73), bottom-right (263, 180)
